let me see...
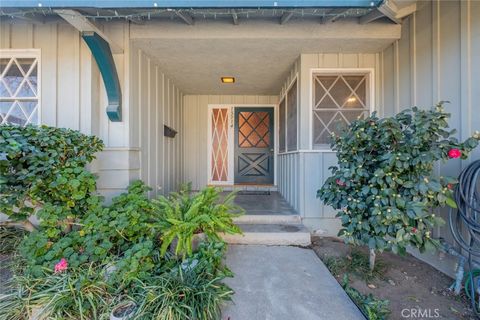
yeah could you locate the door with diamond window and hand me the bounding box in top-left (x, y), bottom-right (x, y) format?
top-left (234, 107), bottom-right (274, 184)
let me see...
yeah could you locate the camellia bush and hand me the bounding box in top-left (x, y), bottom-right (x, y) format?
top-left (317, 103), bottom-right (480, 270)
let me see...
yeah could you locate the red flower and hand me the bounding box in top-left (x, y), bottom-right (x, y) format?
top-left (54, 258), bottom-right (68, 273)
top-left (448, 148), bottom-right (462, 159)
top-left (447, 183), bottom-right (454, 190)
top-left (336, 179), bottom-right (346, 186)
top-left (412, 227), bottom-right (417, 233)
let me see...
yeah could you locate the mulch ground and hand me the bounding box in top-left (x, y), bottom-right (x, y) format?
top-left (311, 236), bottom-right (477, 320)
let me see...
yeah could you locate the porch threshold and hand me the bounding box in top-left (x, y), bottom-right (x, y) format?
top-left (230, 191), bottom-right (297, 216)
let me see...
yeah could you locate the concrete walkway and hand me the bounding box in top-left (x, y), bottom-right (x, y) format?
top-left (222, 245), bottom-right (365, 320)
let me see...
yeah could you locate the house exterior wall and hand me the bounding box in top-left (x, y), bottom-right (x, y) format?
top-left (129, 44), bottom-right (185, 197)
top-left (0, 21), bottom-right (186, 201)
top-left (380, 0), bottom-right (480, 276)
top-left (0, 21), bottom-right (136, 200)
top-left (183, 95), bottom-right (278, 190)
top-left (278, 53), bottom-right (380, 235)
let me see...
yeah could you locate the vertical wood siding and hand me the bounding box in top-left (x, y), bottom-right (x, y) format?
top-left (183, 95), bottom-right (278, 190)
top-left (278, 53), bottom-right (379, 233)
top-left (381, 0), bottom-right (480, 246)
top-left (0, 21), bottom-right (137, 202)
top-left (130, 47), bottom-right (184, 196)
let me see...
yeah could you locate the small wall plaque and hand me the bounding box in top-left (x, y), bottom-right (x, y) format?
top-left (164, 125), bottom-right (177, 138)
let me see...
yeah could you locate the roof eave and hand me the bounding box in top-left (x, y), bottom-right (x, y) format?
top-left (0, 0), bottom-right (384, 9)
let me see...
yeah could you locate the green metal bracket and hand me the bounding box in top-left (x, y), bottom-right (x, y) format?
top-left (82, 31), bottom-right (122, 122)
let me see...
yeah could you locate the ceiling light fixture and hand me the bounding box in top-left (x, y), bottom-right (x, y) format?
top-left (221, 77), bottom-right (235, 84)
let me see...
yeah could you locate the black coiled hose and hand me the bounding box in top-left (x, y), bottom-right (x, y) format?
top-left (449, 159), bottom-right (480, 316)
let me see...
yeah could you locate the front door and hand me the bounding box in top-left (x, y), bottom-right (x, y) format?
top-left (234, 107), bottom-right (274, 184)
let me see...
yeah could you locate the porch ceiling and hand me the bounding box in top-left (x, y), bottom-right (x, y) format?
top-left (132, 19), bottom-right (401, 95)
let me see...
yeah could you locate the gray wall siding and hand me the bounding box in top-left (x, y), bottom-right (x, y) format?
top-left (381, 0), bottom-right (480, 258)
top-left (278, 152), bottom-right (299, 212)
top-left (0, 21), bottom-right (186, 200)
top-left (278, 53), bottom-right (379, 234)
top-left (183, 95), bottom-right (278, 190)
top-left (130, 45), bottom-right (184, 196)
top-left (0, 21), bottom-right (136, 201)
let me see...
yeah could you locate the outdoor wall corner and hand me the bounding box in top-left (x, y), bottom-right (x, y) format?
top-left (81, 31), bottom-right (122, 122)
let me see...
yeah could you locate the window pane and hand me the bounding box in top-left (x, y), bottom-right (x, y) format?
top-left (287, 79), bottom-right (297, 151)
top-left (0, 58), bottom-right (10, 75)
top-left (0, 101), bottom-right (12, 123)
top-left (3, 61), bottom-right (23, 97)
top-left (330, 77), bottom-right (351, 108)
top-left (238, 111), bottom-right (270, 148)
top-left (313, 73), bottom-right (369, 147)
top-left (279, 98), bottom-right (285, 152)
top-left (211, 108), bottom-right (229, 182)
top-left (0, 55), bottom-right (40, 126)
top-left (4, 102), bottom-right (27, 126)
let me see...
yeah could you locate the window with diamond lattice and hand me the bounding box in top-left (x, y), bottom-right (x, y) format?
top-left (211, 108), bottom-right (229, 182)
top-left (312, 73), bottom-right (369, 148)
top-left (0, 52), bottom-right (40, 126)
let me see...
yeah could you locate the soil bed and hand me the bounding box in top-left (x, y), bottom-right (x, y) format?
top-left (312, 236), bottom-right (476, 320)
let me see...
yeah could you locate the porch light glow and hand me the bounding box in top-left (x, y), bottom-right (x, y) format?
top-left (347, 97), bottom-right (357, 103)
top-left (221, 77), bottom-right (235, 84)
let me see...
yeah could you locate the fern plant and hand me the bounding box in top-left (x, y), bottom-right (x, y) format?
top-left (155, 186), bottom-right (243, 258)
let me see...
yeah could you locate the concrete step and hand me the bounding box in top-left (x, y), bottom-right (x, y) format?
top-left (222, 223), bottom-right (311, 246)
top-left (233, 214), bottom-right (301, 225)
top-left (220, 185), bottom-right (278, 192)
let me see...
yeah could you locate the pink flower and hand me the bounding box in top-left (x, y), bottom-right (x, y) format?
top-left (448, 148), bottom-right (461, 159)
top-left (336, 179), bottom-right (346, 187)
top-left (54, 258), bottom-right (68, 273)
top-left (412, 227), bottom-right (417, 233)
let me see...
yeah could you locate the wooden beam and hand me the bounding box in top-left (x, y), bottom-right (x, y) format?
top-left (377, 0), bottom-right (417, 24)
top-left (359, 9), bottom-right (385, 24)
top-left (175, 10), bottom-right (194, 25)
top-left (82, 31), bottom-right (123, 122)
top-left (280, 12), bottom-right (294, 25)
top-left (231, 9), bottom-right (239, 25)
top-left (54, 9), bottom-right (123, 53)
top-left (320, 9), bottom-right (349, 24)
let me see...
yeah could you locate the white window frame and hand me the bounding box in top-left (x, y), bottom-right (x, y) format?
top-left (309, 68), bottom-right (375, 151)
top-left (278, 73), bottom-right (299, 154)
top-left (0, 49), bottom-right (41, 125)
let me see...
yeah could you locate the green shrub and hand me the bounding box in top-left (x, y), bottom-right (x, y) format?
top-left (133, 241), bottom-right (234, 320)
top-left (133, 270), bottom-right (232, 320)
top-left (156, 186), bottom-right (242, 257)
top-left (0, 227), bottom-right (27, 255)
top-left (20, 181), bottom-right (162, 282)
top-left (342, 275), bottom-right (390, 320)
top-left (1, 124), bottom-right (237, 319)
top-left (318, 103), bottom-right (480, 269)
top-left (0, 264), bottom-right (114, 320)
top-left (0, 125), bottom-right (103, 234)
